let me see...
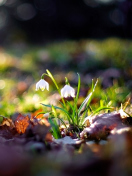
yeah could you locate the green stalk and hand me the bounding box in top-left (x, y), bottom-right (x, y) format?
top-left (66, 101), bottom-right (75, 125)
top-left (41, 103), bottom-right (72, 124)
top-left (73, 73), bottom-right (80, 126)
top-left (46, 69), bottom-right (66, 108)
top-left (51, 105), bottom-right (67, 128)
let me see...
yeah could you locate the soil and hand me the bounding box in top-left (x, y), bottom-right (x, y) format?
top-left (0, 111), bottom-right (132, 176)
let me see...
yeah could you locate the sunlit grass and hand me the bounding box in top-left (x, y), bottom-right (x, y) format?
top-left (0, 38), bottom-right (132, 117)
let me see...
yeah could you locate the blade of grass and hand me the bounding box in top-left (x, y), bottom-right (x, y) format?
top-left (46, 69), bottom-right (66, 108)
top-left (74, 73), bottom-right (81, 125)
top-left (75, 73), bottom-right (81, 103)
top-left (41, 103), bottom-right (72, 124)
top-left (46, 70), bottom-right (59, 90)
top-left (35, 112), bottom-right (46, 118)
top-left (78, 79), bottom-right (98, 116)
top-left (78, 92), bottom-right (92, 116)
top-left (66, 101), bottom-right (75, 125)
top-left (48, 118), bottom-right (61, 139)
top-left (91, 106), bottom-right (113, 116)
top-left (51, 105), bottom-right (67, 128)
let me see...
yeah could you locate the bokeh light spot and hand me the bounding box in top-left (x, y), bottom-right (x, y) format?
top-left (0, 0), bottom-right (6, 6)
top-left (95, 0), bottom-right (113, 4)
top-left (0, 9), bottom-right (8, 29)
top-left (5, 0), bottom-right (16, 7)
top-left (109, 9), bottom-right (124, 25)
top-left (33, 94), bottom-right (40, 103)
top-left (83, 0), bottom-right (98, 7)
top-left (0, 80), bottom-right (5, 89)
top-left (17, 3), bottom-right (36, 21)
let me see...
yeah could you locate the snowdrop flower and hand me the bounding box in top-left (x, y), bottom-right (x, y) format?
top-left (61, 85), bottom-right (75, 98)
top-left (36, 79), bottom-right (49, 91)
top-left (43, 112), bottom-right (50, 118)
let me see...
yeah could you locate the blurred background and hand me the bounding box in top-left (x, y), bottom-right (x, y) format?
top-left (0, 1), bottom-right (132, 175)
top-left (0, 0), bottom-right (132, 45)
top-left (0, 0), bottom-right (132, 115)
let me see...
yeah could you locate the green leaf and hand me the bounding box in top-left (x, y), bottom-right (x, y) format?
top-left (35, 112), bottom-right (45, 118)
top-left (48, 118), bottom-right (61, 139)
top-left (93, 79), bottom-right (98, 91)
top-left (75, 73), bottom-right (81, 103)
top-left (72, 73), bottom-right (81, 126)
top-left (46, 69), bottom-right (59, 90)
top-left (41, 103), bottom-right (71, 123)
top-left (51, 105), bottom-right (67, 128)
top-left (78, 79), bottom-right (98, 116)
top-left (66, 101), bottom-right (75, 125)
top-left (78, 92), bottom-right (92, 116)
top-left (46, 69), bottom-right (66, 108)
top-left (51, 105), bottom-right (57, 118)
top-left (41, 103), bottom-right (69, 116)
top-left (59, 101), bottom-right (65, 109)
top-left (91, 106), bottom-right (113, 116)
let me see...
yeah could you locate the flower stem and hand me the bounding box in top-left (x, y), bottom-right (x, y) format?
top-left (41, 73), bottom-right (46, 79)
top-left (46, 69), bottom-right (66, 108)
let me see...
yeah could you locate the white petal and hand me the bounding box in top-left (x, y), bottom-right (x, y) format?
top-left (43, 113), bottom-right (50, 118)
top-left (61, 87), bottom-right (65, 97)
top-left (36, 81), bottom-right (40, 91)
top-left (71, 90), bottom-right (75, 97)
top-left (64, 91), bottom-right (68, 98)
top-left (36, 85), bottom-right (39, 91)
top-left (61, 84), bottom-right (75, 98)
top-left (35, 79), bottom-right (49, 91)
top-left (45, 82), bottom-right (49, 91)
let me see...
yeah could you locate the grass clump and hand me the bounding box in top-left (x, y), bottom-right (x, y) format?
top-left (36, 70), bottom-right (113, 139)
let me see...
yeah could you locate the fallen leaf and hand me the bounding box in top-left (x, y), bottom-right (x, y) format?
top-left (31, 109), bottom-right (50, 127)
top-left (15, 114), bottom-right (30, 134)
top-left (31, 109), bottom-right (44, 119)
top-left (0, 118), bottom-right (15, 129)
top-left (80, 112), bottom-right (127, 140)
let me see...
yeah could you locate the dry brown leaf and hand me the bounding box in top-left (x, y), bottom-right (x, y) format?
top-left (0, 118), bottom-right (15, 129)
top-left (31, 108), bottom-right (44, 119)
top-left (15, 114), bottom-right (30, 134)
top-left (31, 109), bottom-right (50, 127)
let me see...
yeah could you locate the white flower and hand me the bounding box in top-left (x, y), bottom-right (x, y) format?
top-left (36, 79), bottom-right (49, 91)
top-left (43, 113), bottom-right (50, 118)
top-left (61, 85), bottom-right (75, 98)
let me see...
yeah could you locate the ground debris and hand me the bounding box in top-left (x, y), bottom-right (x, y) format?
top-left (80, 111), bottom-right (130, 140)
top-left (54, 136), bottom-right (83, 145)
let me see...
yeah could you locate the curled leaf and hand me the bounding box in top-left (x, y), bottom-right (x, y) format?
top-left (80, 112), bottom-right (127, 140)
top-left (0, 118), bottom-right (15, 129)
